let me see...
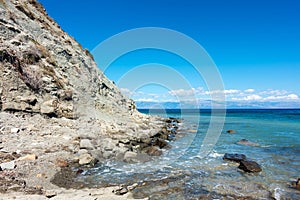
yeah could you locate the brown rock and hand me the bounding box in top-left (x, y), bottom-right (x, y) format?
top-left (238, 160), bottom-right (262, 173)
top-left (55, 158), bottom-right (69, 167)
top-left (223, 153), bottom-right (246, 163)
top-left (146, 146), bottom-right (163, 156)
top-left (227, 129), bottom-right (236, 134)
top-left (17, 154), bottom-right (37, 161)
top-left (296, 178), bottom-right (300, 189)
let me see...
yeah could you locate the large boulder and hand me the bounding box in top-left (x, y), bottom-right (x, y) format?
top-left (223, 153), bottom-right (246, 163)
top-left (238, 160), bottom-right (262, 173)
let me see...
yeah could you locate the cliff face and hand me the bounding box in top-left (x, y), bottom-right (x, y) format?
top-left (0, 0), bottom-right (135, 119)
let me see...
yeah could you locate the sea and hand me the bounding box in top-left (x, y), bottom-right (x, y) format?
top-left (76, 109), bottom-right (300, 199)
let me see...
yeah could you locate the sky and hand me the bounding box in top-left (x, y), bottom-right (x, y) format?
top-left (38, 0), bottom-right (300, 107)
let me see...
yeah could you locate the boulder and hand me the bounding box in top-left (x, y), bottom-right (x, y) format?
top-left (0, 161), bottom-right (15, 170)
top-left (238, 160), bottom-right (262, 173)
top-left (124, 151), bottom-right (138, 162)
top-left (80, 139), bottom-right (94, 150)
top-left (223, 153), bottom-right (246, 163)
top-left (296, 178), bottom-right (300, 190)
top-left (153, 138), bottom-right (171, 149)
top-left (146, 146), bottom-right (163, 156)
top-left (78, 153), bottom-right (95, 165)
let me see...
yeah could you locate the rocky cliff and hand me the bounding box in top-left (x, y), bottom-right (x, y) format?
top-left (0, 0), bottom-right (165, 171)
top-left (0, 0), bottom-right (136, 119)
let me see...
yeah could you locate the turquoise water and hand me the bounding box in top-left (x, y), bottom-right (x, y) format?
top-left (77, 109), bottom-right (300, 199)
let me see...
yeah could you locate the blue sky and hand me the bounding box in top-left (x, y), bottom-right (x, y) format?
top-left (39, 0), bottom-right (300, 107)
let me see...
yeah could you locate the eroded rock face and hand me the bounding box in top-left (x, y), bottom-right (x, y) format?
top-left (0, 0), bottom-right (136, 119)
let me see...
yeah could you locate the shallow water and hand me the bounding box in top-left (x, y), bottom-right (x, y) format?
top-left (76, 109), bottom-right (300, 199)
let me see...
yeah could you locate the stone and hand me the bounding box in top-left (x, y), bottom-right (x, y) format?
top-left (237, 139), bottom-right (259, 147)
top-left (78, 153), bottom-right (95, 165)
top-left (45, 190), bottom-right (57, 198)
top-left (40, 99), bottom-right (57, 115)
top-left (146, 146), bottom-right (163, 156)
top-left (223, 153), bottom-right (246, 163)
top-left (114, 187), bottom-right (128, 195)
top-left (17, 154), bottom-right (37, 161)
top-left (11, 128), bottom-right (20, 133)
top-left (55, 158), bottom-right (69, 167)
top-left (238, 160), bottom-right (262, 173)
top-left (80, 139), bottom-right (94, 150)
top-left (296, 178), bottom-right (300, 189)
top-left (226, 129), bottom-right (236, 134)
top-left (124, 151), bottom-right (138, 162)
top-left (153, 138), bottom-right (171, 149)
top-left (0, 161), bottom-right (15, 170)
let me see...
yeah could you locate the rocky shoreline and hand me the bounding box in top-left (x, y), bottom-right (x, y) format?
top-left (0, 110), bottom-right (183, 199)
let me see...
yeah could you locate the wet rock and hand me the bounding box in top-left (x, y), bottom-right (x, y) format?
top-left (0, 161), bottom-right (15, 170)
top-left (238, 160), bottom-right (262, 173)
top-left (79, 139), bottom-right (94, 150)
top-left (153, 138), bottom-right (171, 149)
top-left (78, 153), bottom-right (95, 165)
top-left (223, 153), bottom-right (246, 163)
top-left (296, 178), bottom-right (300, 190)
top-left (237, 139), bottom-right (259, 147)
top-left (45, 190), bottom-right (57, 198)
top-left (17, 154), bottom-right (37, 161)
top-left (124, 151), bottom-right (138, 163)
top-left (270, 188), bottom-right (283, 200)
top-left (146, 146), bottom-right (163, 156)
top-left (227, 129), bottom-right (236, 134)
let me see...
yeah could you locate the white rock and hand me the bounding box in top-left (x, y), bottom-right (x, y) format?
top-left (123, 151), bottom-right (137, 162)
top-left (11, 128), bottom-right (20, 133)
top-left (0, 161), bottom-right (15, 170)
top-left (80, 139), bottom-right (94, 150)
top-left (79, 153), bottom-right (94, 165)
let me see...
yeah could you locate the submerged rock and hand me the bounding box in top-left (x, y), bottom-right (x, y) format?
top-left (145, 146), bottom-right (163, 156)
top-left (296, 178), bottom-right (300, 190)
top-left (238, 160), bottom-right (262, 173)
top-left (237, 139), bottom-right (259, 147)
top-left (223, 153), bottom-right (246, 163)
top-left (226, 129), bottom-right (236, 134)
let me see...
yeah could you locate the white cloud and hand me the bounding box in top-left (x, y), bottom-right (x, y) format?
top-left (232, 94), bottom-right (263, 101)
top-left (264, 94), bottom-right (299, 101)
top-left (245, 89), bottom-right (255, 93)
top-left (120, 87), bottom-right (300, 105)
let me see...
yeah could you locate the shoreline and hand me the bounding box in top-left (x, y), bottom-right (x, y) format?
top-left (0, 111), bottom-right (179, 199)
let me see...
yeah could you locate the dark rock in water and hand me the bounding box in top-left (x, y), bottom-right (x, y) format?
top-left (153, 138), bottom-right (171, 149)
top-left (296, 178), bottom-right (300, 190)
top-left (227, 129), bottom-right (236, 134)
top-left (238, 160), bottom-right (262, 173)
top-left (166, 117), bottom-right (182, 124)
top-left (167, 133), bottom-right (176, 141)
top-left (145, 146), bottom-right (163, 156)
top-left (237, 139), bottom-right (259, 147)
top-left (223, 153), bottom-right (246, 163)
